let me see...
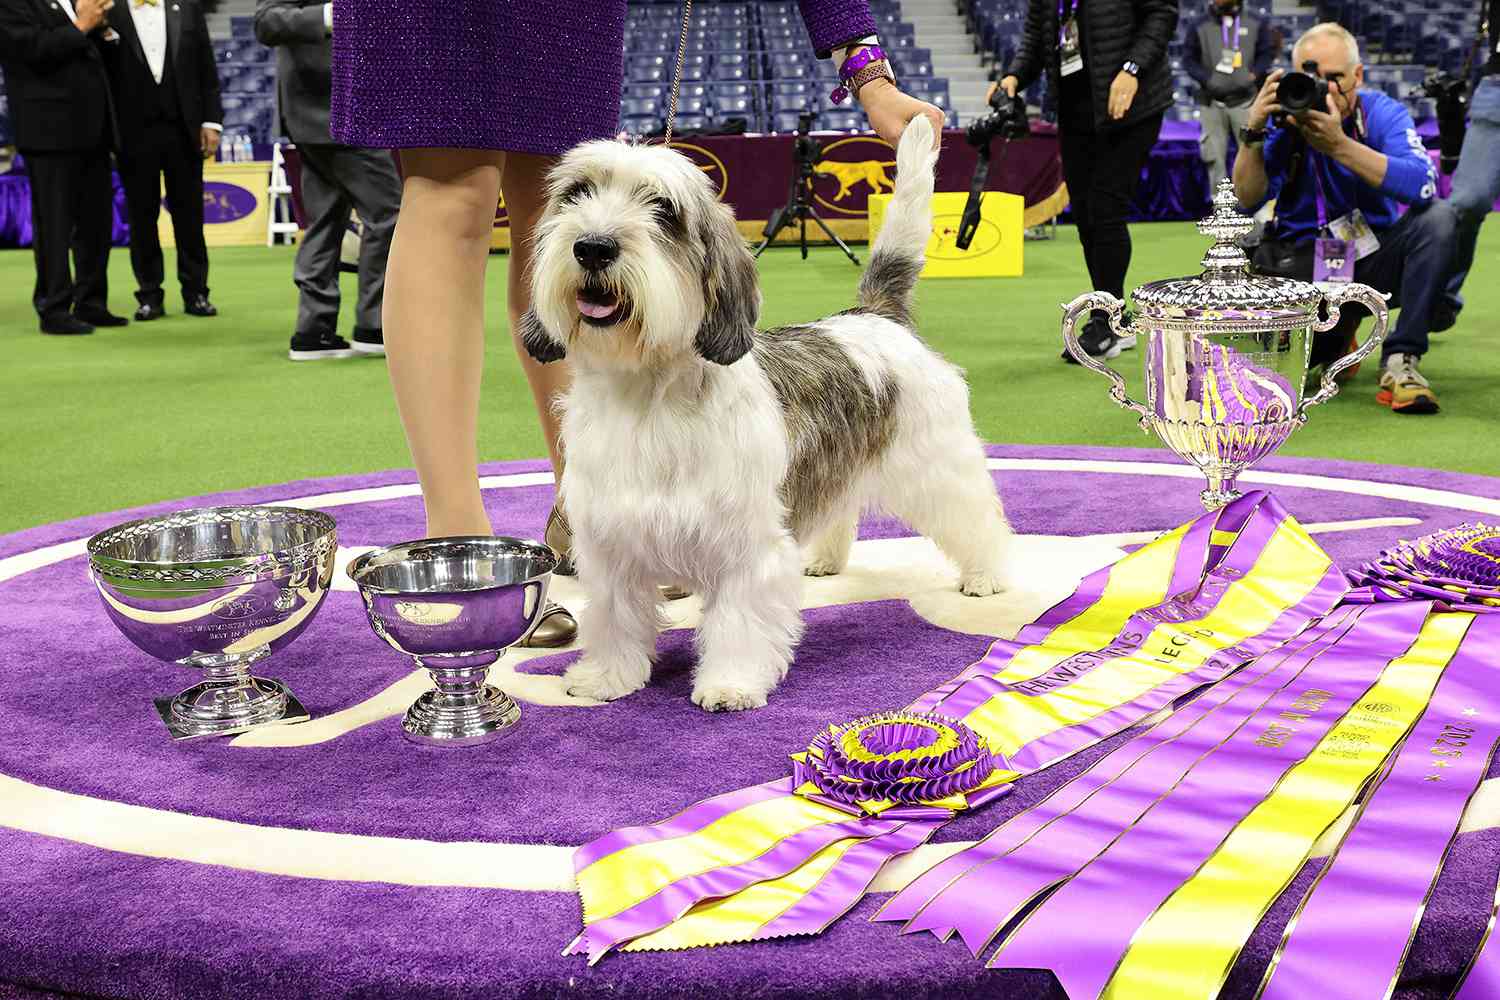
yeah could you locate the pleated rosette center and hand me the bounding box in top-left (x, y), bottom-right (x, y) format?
top-left (790, 712), bottom-right (1008, 816)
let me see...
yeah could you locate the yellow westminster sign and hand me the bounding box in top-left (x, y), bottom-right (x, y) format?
top-left (868, 190), bottom-right (1024, 278)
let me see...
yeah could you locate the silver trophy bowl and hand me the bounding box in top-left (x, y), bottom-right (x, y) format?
top-left (1062, 179), bottom-right (1388, 510)
top-left (346, 537), bottom-right (558, 747)
top-left (87, 506), bottom-right (338, 740)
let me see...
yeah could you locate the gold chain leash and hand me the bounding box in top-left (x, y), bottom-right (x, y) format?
top-left (662, 0), bottom-right (693, 145)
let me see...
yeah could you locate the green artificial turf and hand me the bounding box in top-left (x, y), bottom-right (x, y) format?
top-left (2, 221), bottom-right (1496, 535)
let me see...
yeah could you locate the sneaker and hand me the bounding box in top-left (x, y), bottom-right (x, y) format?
top-left (351, 327), bottom-right (385, 356)
top-left (1063, 317), bottom-right (1136, 364)
top-left (1376, 353), bottom-right (1439, 414)
top-left (288, 331), bottom-right (356, 361)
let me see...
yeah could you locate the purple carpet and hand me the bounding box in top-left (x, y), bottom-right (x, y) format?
top-left (2, 445), bottom-right (1498, 999)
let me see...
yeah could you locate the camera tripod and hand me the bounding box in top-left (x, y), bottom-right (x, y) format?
top-left (753, 134), bottom-right (860, 265)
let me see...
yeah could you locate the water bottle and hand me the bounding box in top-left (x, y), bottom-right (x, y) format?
top-left (219, 132), bottom-right (231, 162)
top-left (241, 134), bottom-right (254, 162)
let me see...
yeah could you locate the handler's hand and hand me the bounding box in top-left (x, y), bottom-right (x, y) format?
top-left (74, 0), bottom-right (112, 33)
top-left (200, 128), bottom-right (220, 159)
top-left (1292, 92), bottom-right (1350, 155)
top-left (1247, 68), bottom-right (1285, 131)
top-left (859, 77), bottom-right (945, 148)
top-left (1107, 71), bottom-right (1138, 120)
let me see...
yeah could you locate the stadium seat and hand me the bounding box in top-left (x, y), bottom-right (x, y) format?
top-left (620, 114), bottom-right (661, 136)
top-left (819, 110), bottom-right (865, 131)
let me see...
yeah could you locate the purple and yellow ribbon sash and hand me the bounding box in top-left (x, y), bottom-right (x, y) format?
top-left (978, 602), bottom-right (1462, 999)
top-left (877, 603), bottom-right (1370, 951)
top-left (1259, 612), bottom-right (1497, 1000)
top-left (566, 492), bottom-right (1344, 960)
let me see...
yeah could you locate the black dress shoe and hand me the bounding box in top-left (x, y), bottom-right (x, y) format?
top-left (184, 296), bottom-right (217, 317)
top-left (134, 303), bottom-right (166, 322)
top-left (74, 308), bottom-right (128, 327)
top-left (40, 315), bottom-right (94, 335)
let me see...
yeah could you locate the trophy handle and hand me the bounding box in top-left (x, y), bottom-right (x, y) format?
top-left (1061, 292), bottom-right (1151, 424)
top-left (1300, 283), bottom-right (1390, 417)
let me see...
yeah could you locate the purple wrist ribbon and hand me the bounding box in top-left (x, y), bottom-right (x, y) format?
top-left (831, 43), bottom-right (887, 105)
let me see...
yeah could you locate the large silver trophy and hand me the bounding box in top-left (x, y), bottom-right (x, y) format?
top-left (347, 537), bottom-right (558, 747)
top-left (1063, 179), bottom-right (1388, 509)
top-left (87, 506), bottom-right (338, 740)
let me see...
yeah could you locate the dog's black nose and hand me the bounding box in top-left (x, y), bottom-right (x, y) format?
top-left (573, 236), bottom-right (620, 272)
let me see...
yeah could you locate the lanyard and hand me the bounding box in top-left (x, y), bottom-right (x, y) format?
top-left (1305, 94), bottom-right (1362, 233)
top-left (1058, 0), bottom-right (1076, 46)
top-left (1221, 14), bottom-right (1240, 51)
top-left (1310, 157), bottom-right (1331, 233)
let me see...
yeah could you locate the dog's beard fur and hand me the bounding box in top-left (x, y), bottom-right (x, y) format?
top-left (523, 117), bottom-right (1013, 713)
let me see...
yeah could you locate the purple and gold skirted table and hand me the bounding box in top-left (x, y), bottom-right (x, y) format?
top-left (2, 445), bottom-right (1498, 1000)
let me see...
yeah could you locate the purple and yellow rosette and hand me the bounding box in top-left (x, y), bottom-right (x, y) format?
top-left (1351, 523), bottom-right (1500, 611)
top-left (791, 712), bottom-right (1012, 816)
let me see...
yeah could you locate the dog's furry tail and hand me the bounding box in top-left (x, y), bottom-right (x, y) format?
top-left (857, 113), bottom-right (938, 327)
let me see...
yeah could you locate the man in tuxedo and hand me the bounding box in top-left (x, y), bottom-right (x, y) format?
top-left (104, 0), bottom-right (221, 321)
top-left (256, 0), bottom-right (399, 360)
top-left (0, 0), bottom-right (127, 335)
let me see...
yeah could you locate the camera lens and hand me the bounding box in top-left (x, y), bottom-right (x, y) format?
top-left (1276, 70), bottom-right (1324, 114)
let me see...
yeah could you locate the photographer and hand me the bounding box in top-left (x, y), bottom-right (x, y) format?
top-left (1440, 0), bottom-right (1498, 331)
top-left (1184, 0), bottom-right (1278, 189)
top-left (992, 0), bottom-right (1180, 363)
top-left (1234, 23), bottom-right (1454, 415)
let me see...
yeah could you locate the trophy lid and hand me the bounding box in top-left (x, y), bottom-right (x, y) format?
top-left (1130, 179), bottom-right (1325, 327)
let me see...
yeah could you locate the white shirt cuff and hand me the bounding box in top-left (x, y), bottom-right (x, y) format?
top-left (323, 3), bottom-right (332, 34)
top-left (202, 122), bottom-right (223, 132)
top-left (834, 35), bottom-right (879, 68)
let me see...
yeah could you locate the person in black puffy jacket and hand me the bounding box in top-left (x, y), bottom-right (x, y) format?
top-left (994, 0), bottom-right (1179, 362)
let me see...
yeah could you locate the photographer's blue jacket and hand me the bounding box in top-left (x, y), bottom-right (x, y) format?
top-left (1259, 88), bottom-right (1439, 245)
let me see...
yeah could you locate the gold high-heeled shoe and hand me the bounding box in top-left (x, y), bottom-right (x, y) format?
top-left (545, 504), bottom-right (575, 576)
top-left (514, 503), bottom-right (578, 647)
top-left (519, 601), bottom-right (577, 648)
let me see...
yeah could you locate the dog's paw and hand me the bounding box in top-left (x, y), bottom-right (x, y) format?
top-left (959, 571), bottom-right (1009, 598)
top-left (563, 658), bottom-right (647, 703)
top-left (803, 557), bottom-right (845, 578)
top-left (691, 682), bottom-right (770, 712)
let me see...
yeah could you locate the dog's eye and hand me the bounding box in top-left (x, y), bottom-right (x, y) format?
top-left (559, 181), bottom-right (593, 204)
top-left (650, 197), bottom-right (681, 230)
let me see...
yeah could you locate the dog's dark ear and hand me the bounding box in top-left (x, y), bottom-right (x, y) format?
top-left (695, 205), bottom-right (759, 366)
top-left (519, 309), bottom-right (566, 364)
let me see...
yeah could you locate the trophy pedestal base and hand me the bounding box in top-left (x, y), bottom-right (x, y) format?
top-left (402, 685), bottom-right (520, 747)
top-left (155, 678), bottom-right (309, 741)
top-left (1201, 486), bottom-right (1244, 510)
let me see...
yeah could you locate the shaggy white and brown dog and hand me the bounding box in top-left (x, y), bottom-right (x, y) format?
top-left (520, 115), bottom-right (1012, 712)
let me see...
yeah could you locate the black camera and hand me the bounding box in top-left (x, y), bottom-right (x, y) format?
top-left (1424, 72), bottom-right (1470, 174)
top-left (954, 88), bottom-right (1030, 250)
top-left (1275, 60), bottom-right (1330, 118)
top-left (966, 90), bottom-right (1030, 149)
top-left (793, 111), bottom-right (822, 165)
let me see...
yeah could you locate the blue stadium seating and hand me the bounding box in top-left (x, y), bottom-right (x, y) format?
top-left (187, 0), bottom-right (1455, 144)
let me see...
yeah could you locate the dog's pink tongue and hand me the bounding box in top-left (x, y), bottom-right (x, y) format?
top-left (576, 294), bottom-right (617, 319)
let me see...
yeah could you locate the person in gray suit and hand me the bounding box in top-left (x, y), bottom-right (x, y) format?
top-left (255, 0), bottom-right (398, 360)
top-left (1184, 0), bottom-right (1278, 190)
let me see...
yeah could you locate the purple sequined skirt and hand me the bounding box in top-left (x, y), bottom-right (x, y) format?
top-left (330, 0), bottom-right (626, 154)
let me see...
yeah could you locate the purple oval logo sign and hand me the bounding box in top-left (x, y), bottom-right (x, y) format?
top-left (171, 182), bottom-right (258, 224)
